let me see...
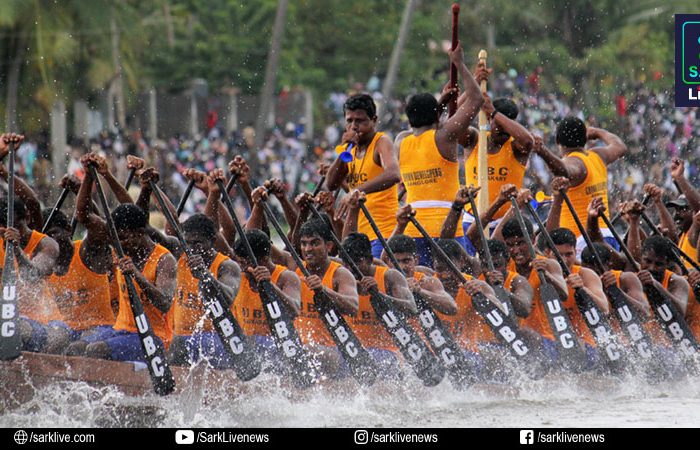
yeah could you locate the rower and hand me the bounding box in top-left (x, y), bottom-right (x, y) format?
top-left (294, 218), bottom-right (359, 378)
top-left (231, 229), bottom-right (301, 372)
top-left (432, 238), bottom-right (507, 381)
top-left (0, 197), bottom-right (67, 354)
top-left (83, 204), bottom-right (177, 362)
top-left (168, 213), bottom-right (243, 368)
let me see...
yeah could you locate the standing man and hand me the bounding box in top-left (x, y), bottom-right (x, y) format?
top-left (395, 43), bottom-right (484, 266)
top-left (325, 94), bottom-right (401, 258)
top-left (554, 117), bottom-right (628, 256)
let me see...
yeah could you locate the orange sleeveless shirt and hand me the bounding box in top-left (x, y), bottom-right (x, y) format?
top-left (113, 244), bottom-right (174, 346)
top-left (48, 240), bottom-right (113, 330)
top-left (173, 252), bottom-right (230, 335)
top-left (560, 150), bottom-right (609, 236)
top-left (509, 257), bottom-right (555, 340)
top-left (437, 273), bottom-right (496, 352)
top-left (336, 132), bottom-right (399, 240)
top-left (294, 260), bottom-right (342, 346)
top-left (1, 230), bottom-right (64, 324)
top-left (350, 265), bottom-right (397, 351)
top-left (562, 265), bottom-right (596, 346)
top-left (400, 129), bottom-right (462, 237)
top-left (465, 135), bottom-right (526, 220)
top-left (232, 264), bottom-right (287, 336)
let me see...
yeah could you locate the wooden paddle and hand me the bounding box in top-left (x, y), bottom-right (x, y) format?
top-left (0, 139), bottom-right (21, 360)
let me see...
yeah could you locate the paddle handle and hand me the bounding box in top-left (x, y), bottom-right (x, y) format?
top-left (408, 215), bottom-right (467, 284)
top-left (558, 189), bottom-right (606, 274)
top-left (216, 179), bottom-right (258, 266)
top-left (41, 188), bottom-right (71, 233)
top-left (175, 179), bottom-right (196, 217)
top-left (466, 191), bottom-right (495, 272)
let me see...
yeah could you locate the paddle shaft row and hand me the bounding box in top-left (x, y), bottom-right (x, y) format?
top-left (150, 180), bottom-right (263, 381)
top-left (258, 193), bottom-right (379, 386)
top-left (307, 202), bottom-right (445, 386)
top-left (216, 178), bottom-right (317, 387)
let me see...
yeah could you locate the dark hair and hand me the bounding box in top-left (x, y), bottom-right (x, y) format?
top-left (406, 93), bottom-right (439, 128)
top-left (556, 116), bottom-right (587, 148)
top-left (437, 239), bottom-right (465, 262)
top-left (344, 94), bottom-right (377, 120)
top-left (182, 213), bottom-right (217, 241)
top-left (0, 197), bottom-right (27, 225)
top-left (493, 98), bottom-right (518, 120)
top-left (41, 208), bottom-right (70, 231)
top-left (388, 234), bottom-right (416, 256)
top-left (550, 228), bottom-right (577, 247)
top-left (299, 217), bottom-right (333, 242)
top-left (581, 243), bottom-right (610, 266)
top-left (234, 229), bottom-right (271, 260)
top-left (111, 204), bottom-right (147, 231)
top-left (342, 232), bottom-right (373, 262)
top-left (487, 239), bottom-right (510, 260)
top-left (641, 235), bottom-right (674, 261)
top-left (502, 217), bottom-right (533, 240)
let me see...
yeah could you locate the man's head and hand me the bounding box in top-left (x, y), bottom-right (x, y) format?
top-left (501, 217), bottom-right (533, 267)
top-left (388, 234), bottom-right (418, 275)
top-left (491, 98), bottom-right (519, 138)
top-left (641, 235), bottom-right (675, 279)
top-left (665, 194), bottom-right (693, 233)
top-left (549, 227), bottom-right (577, 269)
top-left (344, 94), bottom-right (377, 143)
top-left (299, 218), bottom-right (333, 267)
top-left (434, 239), bottom-right (466, 291)
top-left (486, 239), bottom-right (510, 274)
top-left (341, 232), bottom-right (373, 274)
top-left (406, 93), bottom-right (439, 128)
top-left (581, 243), bottom-right (611, 274)
top-left (0, 197), bottom-right (27, 228)
top-left (42, 208), bottom-right (71, 248)
top-left (233, 229), bottom-right (271, 269)
top-left (556, 116), bottom-right (587, 149)
top-left (111, 204), bottom-right (148, 254)
top-left (183, 213), bottom-right (217, 256)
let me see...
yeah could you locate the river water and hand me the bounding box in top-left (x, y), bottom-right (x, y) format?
top-left (2, 363), bottom-right (699, 428)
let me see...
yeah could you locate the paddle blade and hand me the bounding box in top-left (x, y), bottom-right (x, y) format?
top-left (538, 281), bottom-right (587, 372)
top-left (0, 243), bottom-right (21, 360)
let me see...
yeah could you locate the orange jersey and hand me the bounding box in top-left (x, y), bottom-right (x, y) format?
top-left (113, 244), bottom-right (174, 346)
top-left (678, 232), bottom-right (697, 269)
top-left (294, 260), bottom-right (342, 346)
top-left (1, 230), bottom-right (64, 324)
top-left (509, 257), bottom-right (554, 340)
top-left (400, 130), bottom-right (462, 237)
top-left (232, 264), bottom-right (287, 336)
top-left (686, 285), bottom-right (700, 341)
top-left (48, 240), bottom-right (114, 330)
top-left (173, 252), bottom-right (230, 335)
top-left (562, 265), bottom-right (596, 346)
top-left (560, 150), bottom-right (609, 236)
top-left (336, 132), bottom-right (398, 240)
top-left (465, 135), bottom-right (526, 220)
top-left (436, 273), bottom-right (496, 352)
top-left (350, 266), bottom-right (397, 351)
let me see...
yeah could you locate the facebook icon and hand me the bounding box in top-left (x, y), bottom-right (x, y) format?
top-left (520, 430), bottom-right (534, 445)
